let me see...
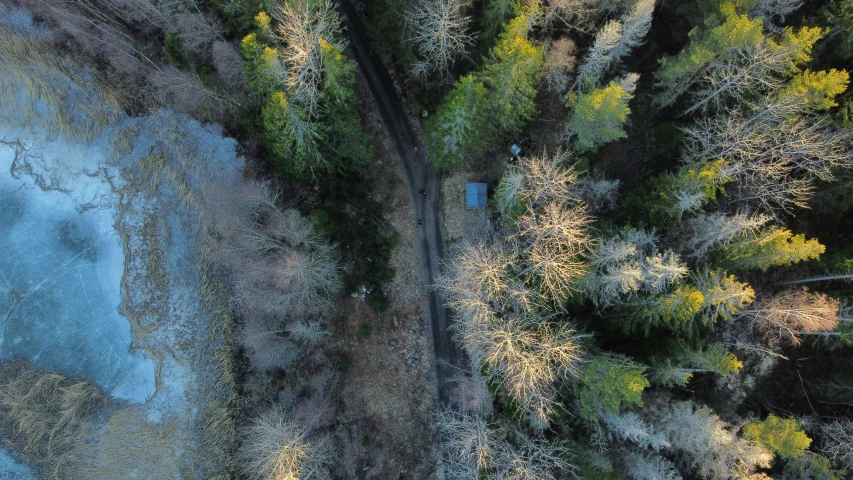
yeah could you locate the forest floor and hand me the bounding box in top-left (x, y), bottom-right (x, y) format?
top-left (323, 83), bottom-right (437, 478)
top-left (338, 0), bottom-right (464, 409)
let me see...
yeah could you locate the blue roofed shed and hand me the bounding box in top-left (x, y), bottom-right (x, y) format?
top-left (466, 183), bottom-right (487, 209)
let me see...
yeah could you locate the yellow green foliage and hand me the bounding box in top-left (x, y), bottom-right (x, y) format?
top-left (645, 158), bottom-right (732, 226)
top-left (255, 11), bottom-right (271, 32)
top-left (743, 415), bottom-right (812, 459)
top-left (781, 69), bottom-right (850, 112)
top-left (485, 15), bottom-right (544, 136)
top-left (568, 82), bottom-right (632, 153)
top-left (721, 226), bottom-right (825, 271)
top-left (709, 2), bottom-right (764, 52)
top-left (657, 2), bottom-right (763, 84)
top-left (578, 355), bottom-right (650, 421)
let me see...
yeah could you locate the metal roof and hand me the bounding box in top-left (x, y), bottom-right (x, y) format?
top-left (465, 183), bottom-right (487, 209)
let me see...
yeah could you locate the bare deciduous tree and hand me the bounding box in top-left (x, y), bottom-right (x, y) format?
top-left (272, 0), bottom-right (342, 116)
top-left (494, 432), bottom-right (574, 479)
top-left (435, 407), bottom-right (498, 479)
top-left (517, 151), bottom-right (581, 207)
top-left (405, 0), bottom-right (472, 81)
top-left (649, 399), bottom-right (773, 478)
top-left (544, 38), bottom-right (577, 93)
top-left (448, 372), bottom-right (493, 414)
top-left (435, 408), bottom-right (574, 479)
top-left (239, 408), bottom-right (331, 480)
top-left (751, 0), bottom-right (803, 31)
top-left (481, 318), bottom-right (585, 421)
top-left (286, 320), bottom-right (328, 346)
top-left (820, 419), bottom-right (853, 471)
top-left (743, 288), bottom-right (840, 345)
top-left (681, 106), bottom-right (853, 215)
top-left (205, 182), bottom-right (342, 320)
top-left (212, 40), bottom-right (245, 89)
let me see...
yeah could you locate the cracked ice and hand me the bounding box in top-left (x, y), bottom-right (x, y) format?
top-left (0, 136), bottom-right (156, 404)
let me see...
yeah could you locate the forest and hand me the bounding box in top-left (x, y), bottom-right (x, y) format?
top-left (1, 0), bottom-right (853, 479)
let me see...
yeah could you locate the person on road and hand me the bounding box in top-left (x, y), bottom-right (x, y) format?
top-left (419, 189), bottom-right (426, 197)
top-left (417, 219), bottom-right (423, 226)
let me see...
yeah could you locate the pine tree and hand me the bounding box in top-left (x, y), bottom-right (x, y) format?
top-left (642, 158), bottom-right (732, 227)
top-left (650, 342), bottom-right (743, 386)
top-left (778, 69), bottom-right (850, 113)
top-left (567, 80), bottom-right (633, 153)
top-left (578, 355), bottom-right (650, 421)
top-left (483, 15), bottom-right (544, 136)
top-left (719, 226), bottom-right (825, 271)
top-left (743, 414), bottom-right (812, 459)
top-left (624, 285), bottom-right (706, 335)
top-left (261, 92), bottom-right (325, 177)
top-left (316, 39), bottom-right (373, 172)
top-left (678, 211), bottom-right (771, 259)
top-left (611, 0), bottom-right (656, 65)
top-left (425, 75), bottom-right (489, 168)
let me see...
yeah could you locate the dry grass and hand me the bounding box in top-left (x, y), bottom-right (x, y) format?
top-left (196, 235), bottom-right (242, 476)
top-left (67, 408), bottom-right (182, 479)
top-left (0, 27), bottom-right (121, 144)
top-left (0, 361), bottom-right (106, 479)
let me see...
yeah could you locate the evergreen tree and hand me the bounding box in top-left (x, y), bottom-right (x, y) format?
top-left (783, 452), bottom-right (843, 480)
top-left (625, 285), bottom-right (706, 335)
top-left (578, 355), bottom-right (650, 421)
top-left (316, 39), bottom-right (373, 172)
top-left (641, 158), bottom-right (732, 227)
top-left (483, 15), bottom-right (544, 136)
top-left (743, 414), bottom-right (812, 459)
top-left (241, 32), bottom-right (283, 96)
top-left (719, 226), bottom-right (825, 271)
top-left (651, 400), bottom-right (773, 478)
top-left (678, 211), bottom-right (771, 259)
top-left (261, 92), bottom-right (325, 177)
top-left (692, 269), bottom-right (755, 324)
top-left (778, 69), bottom-right (850, 113)
top-left (650, 342), bottom-right (743, 387)
top-left (567, 80), bottom-right (633, 153)
top-left (424, 75), bottom-right (489, 168)
top-left (481, 0), bottom-right (520, 47)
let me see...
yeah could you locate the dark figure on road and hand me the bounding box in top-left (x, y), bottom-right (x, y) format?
top-left (419, 189), bottom-right (427, 197)
top-left (417, 219), bottom-right (423, 226)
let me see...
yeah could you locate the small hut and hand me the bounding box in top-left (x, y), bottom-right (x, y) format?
top-left (465, 183), bottom-right (487, 209)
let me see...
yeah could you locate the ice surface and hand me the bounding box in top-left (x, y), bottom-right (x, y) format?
top-left (0, 448), bottom-right (35, 480)
top-left (0, 135), bottom-right (156, 403)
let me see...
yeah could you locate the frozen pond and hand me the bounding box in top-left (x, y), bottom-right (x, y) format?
top-left (0, 448), bottom-right (34, 480)
top-left (0, 137), bottom-right (156, 403)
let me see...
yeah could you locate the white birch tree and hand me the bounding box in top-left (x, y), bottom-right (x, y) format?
top-left (405, 0), bottom-right (473, 81)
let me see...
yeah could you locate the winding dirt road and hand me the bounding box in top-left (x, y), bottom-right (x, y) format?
top-left (337, 0), bottom-right (462, 404)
